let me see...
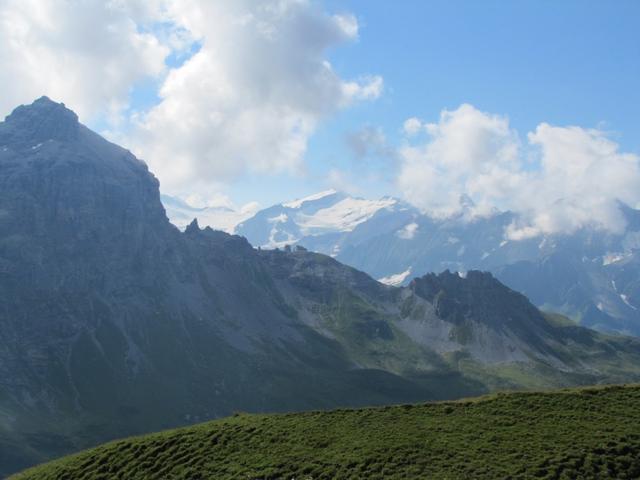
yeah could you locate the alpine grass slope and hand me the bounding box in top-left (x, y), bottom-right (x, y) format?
top-left (12, 385), bottom-right (640, 480)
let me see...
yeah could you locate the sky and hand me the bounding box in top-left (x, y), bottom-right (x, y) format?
top-left (1, 0), bottom-right (639, 238)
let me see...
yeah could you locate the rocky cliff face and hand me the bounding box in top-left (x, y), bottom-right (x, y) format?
top-left (2, 98), bottom-right (640, 476)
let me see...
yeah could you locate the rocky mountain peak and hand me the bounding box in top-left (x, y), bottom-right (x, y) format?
top-left (409, 270), bottom-right (545, 330)
top-left (1, 96), bottom-right (80, 146)
top-left (0, 97), bottom-right (169, 251)
top-left (409, 270), bottom-right (496, 302)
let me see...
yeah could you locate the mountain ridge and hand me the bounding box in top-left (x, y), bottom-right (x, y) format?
top-left (2, 98), bottom-right (640, 476)
top-left (231, 190), bottom-right (640, 335)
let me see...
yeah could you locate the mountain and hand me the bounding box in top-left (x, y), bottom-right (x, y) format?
top-left (237, 193), bottom-right (640, 335)
top-left (235, 189), bottom-right (399, 250)
top-left (13, 385), bottom-right (640, 480)
top-left (2, 98), bottom-right (640, 476)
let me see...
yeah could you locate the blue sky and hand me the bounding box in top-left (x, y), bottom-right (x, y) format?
top-left (329, 0), bottom-right (640, 138)
top-left (1, 0), bottom-right (639, 225)
top-left (192, 0), bottom-right (640, 207)
top-left (294, 0), bottom-right (640, 205)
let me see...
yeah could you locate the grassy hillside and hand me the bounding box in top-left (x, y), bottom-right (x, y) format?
top-left (12, 385), bottom-right (640, 480)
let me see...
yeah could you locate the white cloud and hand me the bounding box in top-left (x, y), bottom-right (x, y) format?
top-left (0, 0), bottom-right (382, 203)
top-left (325, 168), bottom-right (360, 195)
top-left (129, 0), bottom-right (383, 195)
top-left (342, 75), bottom-right (383, 102)
top-left (0, 0), bottom-right (168, 120)
top-left (403, 117), bottom-right (423, 136)
top-left (506, 124), bottom-right (640, 239)
top-left (183, 191), bottom-right (236, 210)
top-left (398, 104), bottom-right (521, 219)
top-left (398, 104), bottom-right (640, 239)
top-left (396, 222), bottom-right (419, 240)
top-left (332, 13), bottom-right (359, 38)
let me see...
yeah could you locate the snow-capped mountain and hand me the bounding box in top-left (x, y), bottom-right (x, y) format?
top-left (238, 191), bottom-right (640, 335)
top-left (235, 189), bottom-right (401, 249)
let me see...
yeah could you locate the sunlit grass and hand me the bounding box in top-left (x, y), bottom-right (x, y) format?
top-left (12, 384), bottom-right (640, 479)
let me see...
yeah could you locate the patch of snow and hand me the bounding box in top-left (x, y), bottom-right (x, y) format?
top-left (457, 271), bottom-right (467, 279)
top-left (297, 197), bottom-right (396, 234)
top-left (378, 267), bottom-right (412, 286)
top-left (621, 294), bottom-right (638, 310)
top-left (596, 302), bottom-right (604, 311)
top-left (612, 280), bottom-right (617, 292)
top-left (331, 244), bottom-right (341, 258)
top-left (31, 143), bottom-right (42, 150)
top-left (499, 240), bottom-right (508, 247)
top-left (447, 236), bottom-right (460, 245)
top-left (396, 222), bottom-right (419, 240)
top-left (268, 213), bottom-right (288, 224)
top-left (481, 252), bottom-right (490, 260)
top-left (282, 189), bottom-right (337, 209)
top-left (603, 252), bottom-right (627, 266)
top-left (263, 226), bottom-right (298, 249)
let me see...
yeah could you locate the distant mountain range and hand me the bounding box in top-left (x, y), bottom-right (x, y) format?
top-left (168, 189), bottom-right (640, 336)
top-left (3, 98), bottom-right (640, 476)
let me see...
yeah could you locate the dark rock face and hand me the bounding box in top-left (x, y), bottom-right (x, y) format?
top-left (411, 270), bottom-right (549, 331)
top-left (1, 96), bottom-right (80, 146)
top-left (2, 98), bottom-right (640, 476)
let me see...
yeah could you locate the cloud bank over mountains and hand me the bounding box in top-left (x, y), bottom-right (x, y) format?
top-left (1, 0), bottom-right (638, 240)
top-left (398, 104), bottom-right (640, 239)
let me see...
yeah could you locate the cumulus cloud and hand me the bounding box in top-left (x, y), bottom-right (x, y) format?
top-left (398, 104), bottom-right (640, 239)
top-left (403, 117), bottom-right (423, 136)
top-left (129, 0), bottom-right (383, 194)
top-left (0, 0), bottom-right (168, 120)
top-left (507, 124), bottom-right (640, 238)
top-left (0, 0), bottom-right (382, 202)
top-left (398, 104), bottom-right (521, 219)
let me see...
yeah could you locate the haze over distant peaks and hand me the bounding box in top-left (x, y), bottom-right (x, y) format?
top-left (166, 186), bottom-right (640, 336)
